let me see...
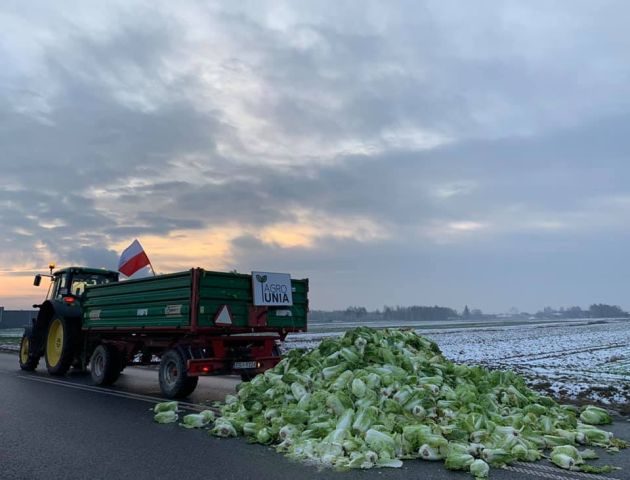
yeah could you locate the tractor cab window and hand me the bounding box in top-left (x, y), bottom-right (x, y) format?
top-left (70, 273), bottom-right (116, 297)
top-left (48, 273), bottom-right (70, 300)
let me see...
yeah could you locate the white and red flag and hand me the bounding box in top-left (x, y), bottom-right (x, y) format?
top-left (118, 239), bottom-right (152, 277)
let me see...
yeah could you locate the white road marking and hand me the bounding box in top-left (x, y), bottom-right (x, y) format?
top-left (11, 371), bottom-right (218, 413)
top-left (506, 464), bottom-right (621, 480)
top-left (512, 462), bottom-right (622, 479)
top-left (505, 466), bottom-right (579, 479)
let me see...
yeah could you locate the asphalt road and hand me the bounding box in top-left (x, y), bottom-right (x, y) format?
top-left (0, 352), bottom-right (628, 480)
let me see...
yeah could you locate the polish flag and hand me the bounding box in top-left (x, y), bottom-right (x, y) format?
top-left (118, 239), bottom-right (151, 277)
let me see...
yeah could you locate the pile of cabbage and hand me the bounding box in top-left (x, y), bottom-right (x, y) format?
top-left (162, 328), bottom-right (626, 477)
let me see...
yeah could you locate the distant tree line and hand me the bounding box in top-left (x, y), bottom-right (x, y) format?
top-left (382, 305), bottom-right (458, 321)
top-left (588, 303), bottom-right (628, 318)
top-left (309, 302), bottom-right (629, 323)
top-left (531, 304), bottom-right (629, 319)
top-left (310, 305), bottom-right (458, 322)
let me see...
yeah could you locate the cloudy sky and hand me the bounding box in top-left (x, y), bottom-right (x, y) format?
top-left (2, 1), bottom-right (630, 313)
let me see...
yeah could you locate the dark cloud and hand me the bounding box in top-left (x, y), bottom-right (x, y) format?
top-left (3, 2), bottom-right (630, 311)
top-left (73, 246), bottom-right (119, 270)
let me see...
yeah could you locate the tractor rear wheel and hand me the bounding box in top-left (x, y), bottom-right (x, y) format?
top-left (90, 344), bottom-right (122, 386)
top-left (158, 349), bottom-right (198, 399)
top-left (45, 317), bottom-right (76, 376)
top-left (19, 334), bottom-right (39, 371)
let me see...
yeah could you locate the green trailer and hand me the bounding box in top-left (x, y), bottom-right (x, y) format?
top-left (19, 266), bottom-right (308, 398)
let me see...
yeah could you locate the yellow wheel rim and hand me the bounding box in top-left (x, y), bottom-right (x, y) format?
top-left (20, 337), bottom-right (30, 365)
top-left (46, 318), bottom-right (64, 367)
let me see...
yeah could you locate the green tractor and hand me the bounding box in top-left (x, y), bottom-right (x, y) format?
top-left (19, 265), bottom-right (119, 375)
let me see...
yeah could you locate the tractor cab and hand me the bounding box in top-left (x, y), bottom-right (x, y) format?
top-left (34, 266), bottom-right (119, 303)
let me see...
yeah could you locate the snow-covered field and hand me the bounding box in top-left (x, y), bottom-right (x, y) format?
top-left (286, 319), bottom-right (630, 411)
top-left (0, 329), bottom-right (23, 337)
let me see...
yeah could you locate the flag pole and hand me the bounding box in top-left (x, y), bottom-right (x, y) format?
top-left (138, 238), bottom-right (156, 276)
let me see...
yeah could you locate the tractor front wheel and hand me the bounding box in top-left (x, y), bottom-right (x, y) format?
top-left (19, 334), bottom-right (39, 371)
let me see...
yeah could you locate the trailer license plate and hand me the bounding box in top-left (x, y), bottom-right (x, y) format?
top-left (233, 361), bottom-right (257, 369)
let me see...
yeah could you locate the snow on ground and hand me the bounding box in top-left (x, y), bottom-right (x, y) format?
top-left (285, 319), bottom-right (630, 411)
top-left (0, 329), bottom-right (23, 337)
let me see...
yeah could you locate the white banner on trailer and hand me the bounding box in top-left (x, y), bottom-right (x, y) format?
top-left (252, 271), bottom-right (293, 306)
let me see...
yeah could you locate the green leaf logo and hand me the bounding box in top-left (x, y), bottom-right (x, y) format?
top-left (256, 274), bottom-right (267, 299)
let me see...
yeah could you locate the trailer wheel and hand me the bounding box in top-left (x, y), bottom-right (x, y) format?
top-left (90, 344), bottom-right (122, 386)
top-left (159, 349), bottom-right (198, 399)
top-left (45, 317), bottom-right (77, 376)
top-left (19, 333), bottom-right (39, 371)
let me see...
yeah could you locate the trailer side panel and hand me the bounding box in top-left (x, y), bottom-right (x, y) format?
top-left (82, 269), bottom-right (308, 332)
top-left (82, 271), bottom-right (192, 328)
top-left (197, 270), bottom-right (308, 330)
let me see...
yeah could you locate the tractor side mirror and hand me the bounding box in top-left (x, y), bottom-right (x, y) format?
top-left (33, 274), bottom-right (42, 286)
